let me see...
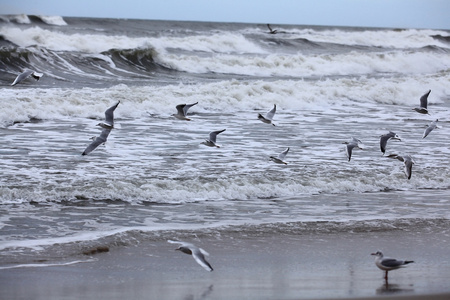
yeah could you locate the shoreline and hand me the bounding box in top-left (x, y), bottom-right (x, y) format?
top-left (1, 229), bottom-right (449, 300)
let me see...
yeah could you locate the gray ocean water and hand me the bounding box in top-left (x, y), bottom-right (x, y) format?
top-left (0, 15), bottom-right (449, 266)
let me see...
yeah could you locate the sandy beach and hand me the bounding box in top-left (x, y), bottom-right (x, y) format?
top-left (1, 226), bottom-right (449, 300)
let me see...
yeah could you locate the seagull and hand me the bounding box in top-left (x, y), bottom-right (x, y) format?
top-left (258, 104), bottom-right (276, 126)
top-left (173, 102), bottom-right (198, 121)
top-left (343, 137), bottom-right (364, 161)
top-left (388, 154), bottom-right (415, 180)
top-left (270, 147), bottom-right (289, 165)
top-left (380, 131), bottom-right (401, 155)
top-left (423, 119), bottom-right (439, 139)
top-left (82, 128), bottom-right (112, 156)
top-left (267, 24), bottom-right (277, 34)
top-left (371, 250), bottom-right (414, 281)
top-left (168, 240), bottom-right (213, 272)
top-left (11, 69), bottom-right (43, 86)
top-left (413, 90), bottom-right (431, 115)
top-left (97, 101), bottom-right (120, 129)
top-left (201, 129), bottom-right (226, 148)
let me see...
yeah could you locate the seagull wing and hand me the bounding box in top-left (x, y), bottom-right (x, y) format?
top-left (183, 102), bottom-right (198, 115)
top-left (11, 69), bottom-right (34, 86)
top-left (379, 134), bottom-right (391, 154)
top-left (265, 104), bottom-right (276, 121)
top-left (403, 157), bottom-right (414, 180)
top-left (104, 101), bottom-right (120, 125)
top-left (381, 258), bottom-right (406, 268)
top-left (191, 248), bottom-right (213, 272)
top-left (346, 143), bottom-right (356, 161)
top-left (278, 147), bottom-right (289, 160)
top-left (420, 90), bottom-right (430, 109)
top-left (82, 129), bottom-right (111, 155)
top-left (209, 129), bottom-right (226, 143)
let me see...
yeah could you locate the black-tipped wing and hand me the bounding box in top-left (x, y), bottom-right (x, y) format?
top-left (419, 90), bottom-right (430, 109)
top-left (104, 101), bottom-right (120, 125)
top-left (82, 128), bottom-right (111, 155)
top-left (209, 129), bottom-right (226, 143)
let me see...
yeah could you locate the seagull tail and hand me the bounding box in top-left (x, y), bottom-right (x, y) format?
top-left (404, 260), bottom-right (414, 264)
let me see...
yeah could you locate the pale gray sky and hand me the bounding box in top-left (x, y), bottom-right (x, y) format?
top-left (1, 0), bottom-right (449, 29)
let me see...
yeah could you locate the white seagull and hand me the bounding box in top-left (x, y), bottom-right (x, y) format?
top-left (97, 101), bottom-right (120, 129)
top-left (371, 250), bottom-right (414, 281)
top-left (168, 240), bottom-right (213, 272)
top-left (388, 154), bottom-right (415, 180)
top-left (413, 90), bottom-right (431, 115)
top-left (423, 119), bottom-right (439, 139)
top-left (11, 69), bottom-right (43, 86)
top-left (201, 129), bottom-right (226, 148)
top-left (270, 147), bottom-right (289, 165)
top-left (379, 131), bottom-right (401, 155)
top-left (258, 104), bottom-right (276, 126)
top-left (343, 137), bottom-right (364, 161)
top-left (173, 102), bottom-right (198, 121)
top-left (82, 128), bottom-right (112, 156)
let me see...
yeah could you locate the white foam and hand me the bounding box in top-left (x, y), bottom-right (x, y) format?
top-left (37, 15), bottom-right (67, 26)
top-left (0, 259), bottom-right (96, 270)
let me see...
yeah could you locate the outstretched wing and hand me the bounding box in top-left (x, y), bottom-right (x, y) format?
top-left (265, 104), bottom-right (276, 121)
top-left (419, 90), bottom-right (430, 109)
top-left (82, 129), bottom-right (111, 155)
top-left (104, 101), bottom-right (120, 125)
top-left (209, 129), bottom-right (226, 143)
top-left (278, 147), bottom-right (289, 160)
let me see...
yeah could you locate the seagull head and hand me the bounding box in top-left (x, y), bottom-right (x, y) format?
top-left (371, 250), bottom-right (383, 258)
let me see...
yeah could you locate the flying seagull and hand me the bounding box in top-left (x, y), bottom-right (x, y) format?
top-left (413, 90), bottom-right (431, 115)
top-left (388, 154), bottom-right (415, 180)
top-left (267, 24), bottom-right (277, 34)
top-left (343, 137), bottom-right (364, 161)
top-left (270, 147), bottom-right (289, 165)
top-left (379, 131), bottom-right (401, 155)
top-left (82, 128), bottom-right (111, 156)
top-left (97, 101), bottom-right (120, 129)
top-left (168, 240), bottom-right (213, 272)
top-left (201, 129), bottom-right (226, 148)
top-left (423, 119), bottom-right (439, 139)
top-left (11, 69), bottom-right (43, 86)
top-left (258, 104), bottom-right (276, 126)
top-left (173, 102), bottom-right (198, 121)
top-left (371, 250), bottom-right (414, 281)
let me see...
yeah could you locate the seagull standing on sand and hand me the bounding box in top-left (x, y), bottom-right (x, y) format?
top-left (173, 102), bottom-right (198, 121)
top-left (423, 119), bottom-right (439, 139)
top-left (343, 137), bottom-right (364, 161)
top-left (201, 129), bottom-right (226, 148)
top-left (270, 147), bottom-right (289, 165)
top-left (82, 128), bottom-right (111, 156)
top-left (11, 69), bottom-right (43, 86)
top-left (379, 131), bottom-right (401, 155)
top-left (97, 101), bottom-right (120, 129)
top-left (168, 240), bottom-right (213, 272)
top-left (413, 90), bottom-right (431, 115)
top-left (258, 104), bottom-right (277, 126)
top-left (388, 154), bottom-right (415, 180)
top-left (371, 250), bottom-right (414, 281)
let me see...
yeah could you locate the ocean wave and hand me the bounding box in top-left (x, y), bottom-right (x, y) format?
top-left (157, 49), bottom-right (450, 77)
top-left (1, 75), bottom-right (448, 126)
top-left (0, 14), bottom-right (67, 26)
top-left (1, 217), bottom-right (448, 259)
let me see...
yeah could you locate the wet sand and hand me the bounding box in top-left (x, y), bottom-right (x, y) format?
top-left (1, 229), bottom-right (450, 300)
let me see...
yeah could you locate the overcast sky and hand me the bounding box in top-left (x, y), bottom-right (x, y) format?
top-left (1, 0), bottom-right (449, 29)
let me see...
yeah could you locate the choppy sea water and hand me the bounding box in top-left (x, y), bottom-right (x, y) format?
top-left (0, 15), bottom-right (449, 266)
